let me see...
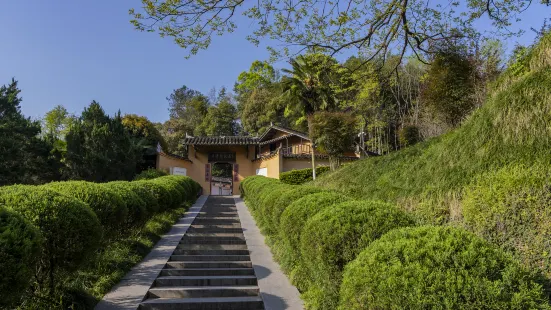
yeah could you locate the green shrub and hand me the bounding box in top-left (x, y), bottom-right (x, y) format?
top-left (300, 200), bottom-right (415, 309)
top-left (0, 186), bottom-right (102, 291)
top-left (339, 226), bottom-right (550, 310)
top-left (150, 178), bottom-right (185, 209)
top-left (241, 176), bottom-right (281, 211)
top-left (0, 207), bottom-right (42, 307)
top-left (280, 166), bottom-right (330, 185)
top-left (124, 181), bottom-right (160, 215)
top-left (256, 183), bottom-right (295, 230)
top-left (265, 187), bottom-right (324, 235)
top-left (160, 175), bottom-right (200, 198)
top-left (134, 168), bottom-right (168, 180)
top-left (44, 181), bottom-right (127, 233)
top-left (104, 182), bottom-right (148, 226)
top-left (134, 180), bottom-right (174, 211)
top-left (279, 192), bottom-right (351, 272)
top-left (462, 163), bottom-right (551, 278)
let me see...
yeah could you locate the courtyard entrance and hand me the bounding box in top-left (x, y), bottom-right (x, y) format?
top-left (210, 162), bottom-right (233, 195)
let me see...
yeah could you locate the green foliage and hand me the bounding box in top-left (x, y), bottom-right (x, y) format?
top-left (103, 182), bottom-right (148, 227)
top-left (300, 200), bottom-right (415, 309)
top-left (196, 88), bottom-right (239, 136)
top-left (264, 187), bottom-right (323, 236)
top-left (462, 163), bottom-right (551, 279)
top-left (279, 192), bottom-right (351, 271)
top-left (421, 44), bottom-right (476, 127)
top-left (280, 166), bottom-right (330, 185)
top-left (0, 79), bottom-right (59, 185)
top-left (256, 183), bottom-right (296, 230)
top-left (42, 105), bottom-right (73, 141)
top-left (0, 186), bottom-right (102, 292)
top-left (134, 180), bottom-right (174, 211)
top-left (122, 114), bottom-right (168, 151)
top-left (149, 177), bottom-right (186, 209)
top-left (0, 207), bottom-right (42, 307)
top-left (339, 226), bottom-right (550, 310)
top-left (64, 101), bottom-right (142, 182)
top-left (124, 181), bottom-right (160, 214)
top-left (310, 111), bottom-right (357, 170)
top-left (44, 181), bottom-right (127, 233)
top-left (134, 168), bottom-right (168, 180)
top-left (240, 176), bottom-right (281, 210)
top-left (398, 125), bottom-right (421, 146)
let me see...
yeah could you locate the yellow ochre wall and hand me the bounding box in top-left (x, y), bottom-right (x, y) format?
top-left (282, 157), bottom-right (330, 172)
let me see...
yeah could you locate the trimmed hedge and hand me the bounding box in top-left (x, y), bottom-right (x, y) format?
top-left (133, 180), bottom-right (174, 211)
top-left (462, 163), bottom-right (551, 278)
top-left (300, 200), bottom-right (415, 309)
top-left (0, 207), bottom-right (42, 307)
top-left (279, 192), bottom-right (351, 271)
top-left (0, 186), bottom-right (102, 285)
top-left (150, 178), bottom-right (185, 208)
top-left (103, 181), bottom-right (148, 226)
top-left (339, 226), bottom-right (550, 310)
top-left (280, 166), bottom-right (330, 185)
top-left (124, 181), bottom-right (160, 214)
top-left (241, 176), bottom-right (282, 211)
top-left (256, 183), bottom-right (295, 230)
top-left (264, 186), bottom-right (324, 235)
top-left (44, 181), bottom-right (127, 233)
top-left (134, 168), bottom-right (168, 180)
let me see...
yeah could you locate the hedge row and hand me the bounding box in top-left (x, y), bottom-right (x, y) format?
top-left (279, 166), bottom-right (330, 185)
top-left (240, 176), bottom-right (550, 309)
top-left (0, 175), bottom-right (200, 307)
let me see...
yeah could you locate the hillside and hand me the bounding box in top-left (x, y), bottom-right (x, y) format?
top-left (314, 33), bottom-right (551, 280)
top-left (315, 33), bottom-right (551, 222)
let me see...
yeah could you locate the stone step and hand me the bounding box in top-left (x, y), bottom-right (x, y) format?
top-left (179, 238), bottom-right (246, 245)
top-left (177, 244), bottom-right (248, 251)
top-left (173, 249), bottom-right (250, 255)
top-left (154, 275), bottom-right (258, 287)
top-left (187, 227), bottom-right (244, 233)
top-left (170, 255), bottom-right (251, 261)
top-left (184, 233), bottom-right (244, 238)
top-left (197, 211), bottom-right (238, 215)
top-left (139, 296), bottom-right (264, 310)
top-left (160, 268), bottom-right (255, 276)
top-left (190, 224), bottom-right (242, 229)
top-left (146, 285), bottom-right (260, 298)
top-left (193, 218), bottom-right (241, 224)
top-left (165, 261), bottom-right (253, 269)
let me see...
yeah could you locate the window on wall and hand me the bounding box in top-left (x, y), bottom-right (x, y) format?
top-left (269, 143), bottom-right (276, 152)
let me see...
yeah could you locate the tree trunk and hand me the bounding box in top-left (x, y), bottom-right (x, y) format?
top-left (307, 115), bottom-right (316, 180)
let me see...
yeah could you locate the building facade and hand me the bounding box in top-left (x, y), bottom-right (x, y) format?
top-left (156, 126), bottom-right (359, 195)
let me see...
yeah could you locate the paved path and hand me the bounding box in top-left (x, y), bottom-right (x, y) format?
top-left (96, 195), bottom-right (302, 310)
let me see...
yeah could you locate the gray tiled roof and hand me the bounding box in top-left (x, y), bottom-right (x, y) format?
top-left (183, 136), bottom-right (259, 145)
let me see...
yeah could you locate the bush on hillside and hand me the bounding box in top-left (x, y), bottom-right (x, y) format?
top-left (300, 200), bottom-right (415, 309)
top-left (103, 182), bottom-right (148, 226)
top-left (44, 181), bottom-right (127, 233)
top-left (160, 175), bottom-right (196, 198)
top-left (265, 187), bottom-right (324, 235)
top-left (0, 186), bottom-right (102, 291)
top-left (256, 183), bottom-right (295, 230)
top-left (463, 163), bottom-right (551, 278)
top-left (241, 176), bottom-right (281, 211)
top-left (134, 168), bottom-right (168, 180)
top-left (279, 192), bottom-right (351, 272)
top-left (339, 226), bottom-right (550, 310)
top-left (0, 207), bottom-right (42, 307)
top-left (280, 167), bottom-right (330, 185)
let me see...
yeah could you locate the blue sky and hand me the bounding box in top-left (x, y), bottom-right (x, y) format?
top-left (0, 1), bottom-right (548, 123)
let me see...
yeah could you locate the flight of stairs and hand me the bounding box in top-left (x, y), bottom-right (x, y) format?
top-left (139, 196), bottom-right (265, 310)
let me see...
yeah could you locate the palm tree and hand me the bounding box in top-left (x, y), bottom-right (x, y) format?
top-left (281, 55), bottom-right (337, 179)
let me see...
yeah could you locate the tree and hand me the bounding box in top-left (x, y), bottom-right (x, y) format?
top-left (310, 112), bottom-right (357, 171)
top-left (64, 101), bottom-right (142, 182)
top-left (129, 0), bottom-right (548, 63)
top-left (281, 55), bottom-right (339, 179)
top-left (0, 79), bottom-right (59, 185)
top-left (122, 114), bottom-right (168, 172)
top-left (421, 43), bottom-right (476, 127)
top-left (42, 105), bottom-right (73, 140)
top-left (196, 90), bottom-right (239, 136)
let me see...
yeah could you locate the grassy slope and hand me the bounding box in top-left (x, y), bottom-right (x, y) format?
top-left (314, 33), bottom-right (551, 224)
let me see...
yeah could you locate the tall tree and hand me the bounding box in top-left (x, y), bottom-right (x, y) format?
top-left (281, 55), bottom-right (338, 179)
top-left (196, 88), bottom-right (239, 136)
top-left (64, 101), bottom-right (141, 182)
top-left (122, 114), bottom-right (168, 171)
top-left (42, 105), bottom-right (73, 140)
top-left (0, 79), bottom-right (58, 185)
top-left (310, 111), bottom-right (357, 171)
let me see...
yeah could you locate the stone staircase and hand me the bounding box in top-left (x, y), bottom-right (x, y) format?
top-left (139, 196), bottom-right (265, 310)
